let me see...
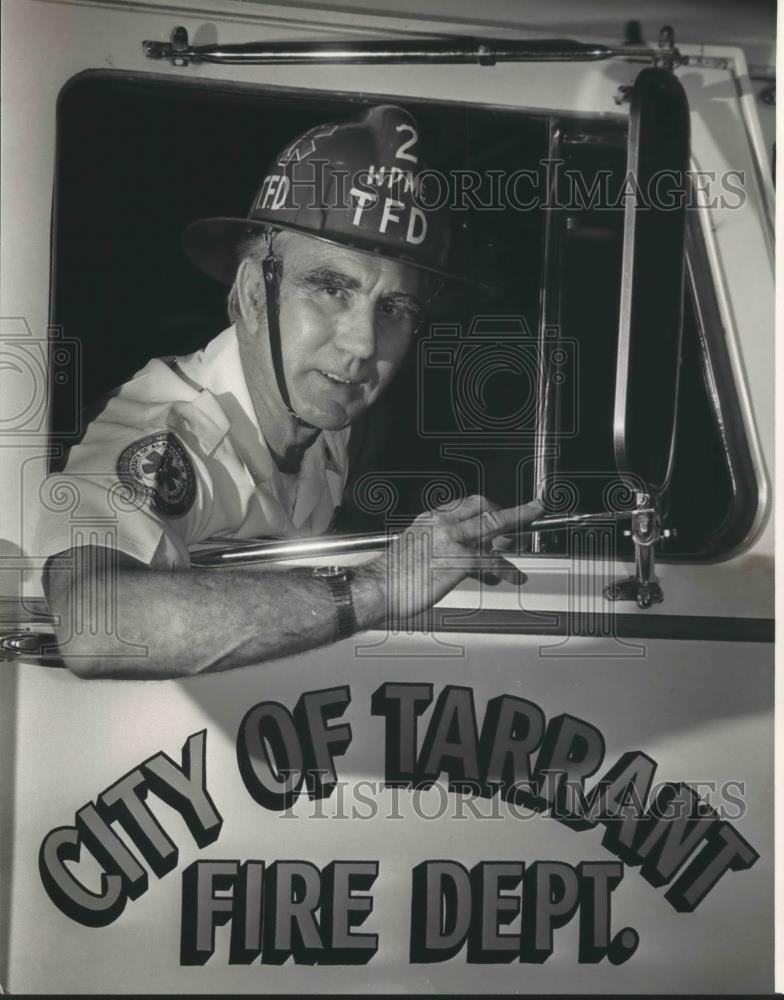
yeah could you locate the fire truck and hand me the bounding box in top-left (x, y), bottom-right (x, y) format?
top-left (0, 0), bottom-right (775, 993)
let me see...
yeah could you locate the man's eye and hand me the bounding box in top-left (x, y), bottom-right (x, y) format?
top-left (380, 299), bottom-right (418, 321)
top-left (315, 285), bottom-right (346, 302)
top-left (325, 285), bottom-right (353, 301)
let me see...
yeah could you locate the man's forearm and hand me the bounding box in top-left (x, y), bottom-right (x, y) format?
top-left (43, 498), bottom-right (539, 679)
top-left (44, 547), bottom-right (388, 679)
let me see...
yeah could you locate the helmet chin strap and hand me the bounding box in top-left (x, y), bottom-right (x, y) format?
top-left (262, 251), bottom-right (317, 431)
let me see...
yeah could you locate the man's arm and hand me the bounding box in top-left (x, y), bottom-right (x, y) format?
top-left (43, 496), bottom-right (542, 679)
top-left (44, 547), bottom-right (386, 679)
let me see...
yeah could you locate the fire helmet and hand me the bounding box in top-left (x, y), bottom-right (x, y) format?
top-left (182, 104), bottom-right (459, 285)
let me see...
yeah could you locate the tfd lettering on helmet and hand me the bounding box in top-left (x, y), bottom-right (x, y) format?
top-left (349, 185), bottom-right (428, 245)
top-left (256, 174), bottom-right (291, 212)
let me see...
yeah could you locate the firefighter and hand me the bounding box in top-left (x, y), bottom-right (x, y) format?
top-left (38, 104), bottom-right (541, 677)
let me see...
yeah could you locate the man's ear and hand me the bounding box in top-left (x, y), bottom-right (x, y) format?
top-left (236, 257), bottom-right (266, 334)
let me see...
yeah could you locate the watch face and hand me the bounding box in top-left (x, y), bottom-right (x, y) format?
top-left (312, 565), bottom-right (354, 581)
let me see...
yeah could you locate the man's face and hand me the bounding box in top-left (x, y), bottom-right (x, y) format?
top-left (239, 231), bottom-right (427, 433)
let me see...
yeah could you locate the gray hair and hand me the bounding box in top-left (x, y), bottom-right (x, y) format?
top-left (226, 225), bottom-right (279, 325)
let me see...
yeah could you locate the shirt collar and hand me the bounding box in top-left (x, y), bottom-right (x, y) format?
top-left (176, 327), bottom-right (347, 526)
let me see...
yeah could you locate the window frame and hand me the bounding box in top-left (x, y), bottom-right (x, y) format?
top-left (47, 69), bottom-right (763, 570)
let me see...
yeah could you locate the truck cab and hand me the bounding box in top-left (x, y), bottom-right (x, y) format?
top-left (0, 0), bottom-right (774, 993)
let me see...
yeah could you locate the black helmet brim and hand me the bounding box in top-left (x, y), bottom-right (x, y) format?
top-left (181, 215), bottom-right (483, 289)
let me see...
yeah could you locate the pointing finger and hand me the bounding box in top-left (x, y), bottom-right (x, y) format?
top-left (479, 499), bottom-right (545, 539)
top-left (449, 494), bottom-right (499, 521)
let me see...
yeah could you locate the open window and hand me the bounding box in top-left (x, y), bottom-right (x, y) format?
top-left (337, 73), bottom-right (758, 564)
top-left (50, 71), bottom-right (758, 570)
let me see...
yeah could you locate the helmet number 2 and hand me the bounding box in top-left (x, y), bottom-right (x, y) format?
top-left (395, 124), bottom-right (419, 163)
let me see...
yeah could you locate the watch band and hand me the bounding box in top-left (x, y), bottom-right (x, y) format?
top-left (313, 566), bottom-right (357, 641)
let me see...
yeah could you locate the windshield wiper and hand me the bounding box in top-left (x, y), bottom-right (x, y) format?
top-left (143, 28), bottom-right (682, 69)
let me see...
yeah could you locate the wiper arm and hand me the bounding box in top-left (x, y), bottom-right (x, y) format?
top-left (143, 29), bottom-right (681, 69)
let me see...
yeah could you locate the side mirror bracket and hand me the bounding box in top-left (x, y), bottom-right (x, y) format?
top-left (602, 491), bottom-right (677, 609)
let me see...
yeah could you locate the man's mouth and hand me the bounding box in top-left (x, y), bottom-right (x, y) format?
top-left (318, 370), bottom-right (363, 386)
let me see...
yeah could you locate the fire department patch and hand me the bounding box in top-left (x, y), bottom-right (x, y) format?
top-left (117, 432), bottom-right (196, 518)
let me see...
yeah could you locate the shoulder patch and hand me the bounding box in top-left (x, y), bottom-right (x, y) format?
top-left (117, 432), bottom-right (196, 518)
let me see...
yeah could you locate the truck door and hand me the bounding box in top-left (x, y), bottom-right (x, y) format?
top-left (0, 2), bottom-right (773, 993)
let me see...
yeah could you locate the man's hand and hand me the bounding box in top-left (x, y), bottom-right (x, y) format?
top-left (357, 495), bottom-right (543, 624)
top-left (44, 495), bottom-right (541, 678)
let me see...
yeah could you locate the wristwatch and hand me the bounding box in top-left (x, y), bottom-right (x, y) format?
top-left (312, 565), bottom-right (357, 641)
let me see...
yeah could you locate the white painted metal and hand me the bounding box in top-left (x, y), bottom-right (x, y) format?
top-left (5, 634), bottom-right (774, 994)
top-left (0, 1), bottom-right (774, 994)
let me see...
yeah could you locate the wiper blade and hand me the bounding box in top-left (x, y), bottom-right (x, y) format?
top-left (143, 31), bottom-right (678, 68)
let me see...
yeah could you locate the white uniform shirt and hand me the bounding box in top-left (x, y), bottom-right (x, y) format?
top-left (34, 327), bottom-right (349, 573)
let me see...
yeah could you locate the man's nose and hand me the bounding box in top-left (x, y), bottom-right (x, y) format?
top-left (333, 301), bottom-right (377, 360)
